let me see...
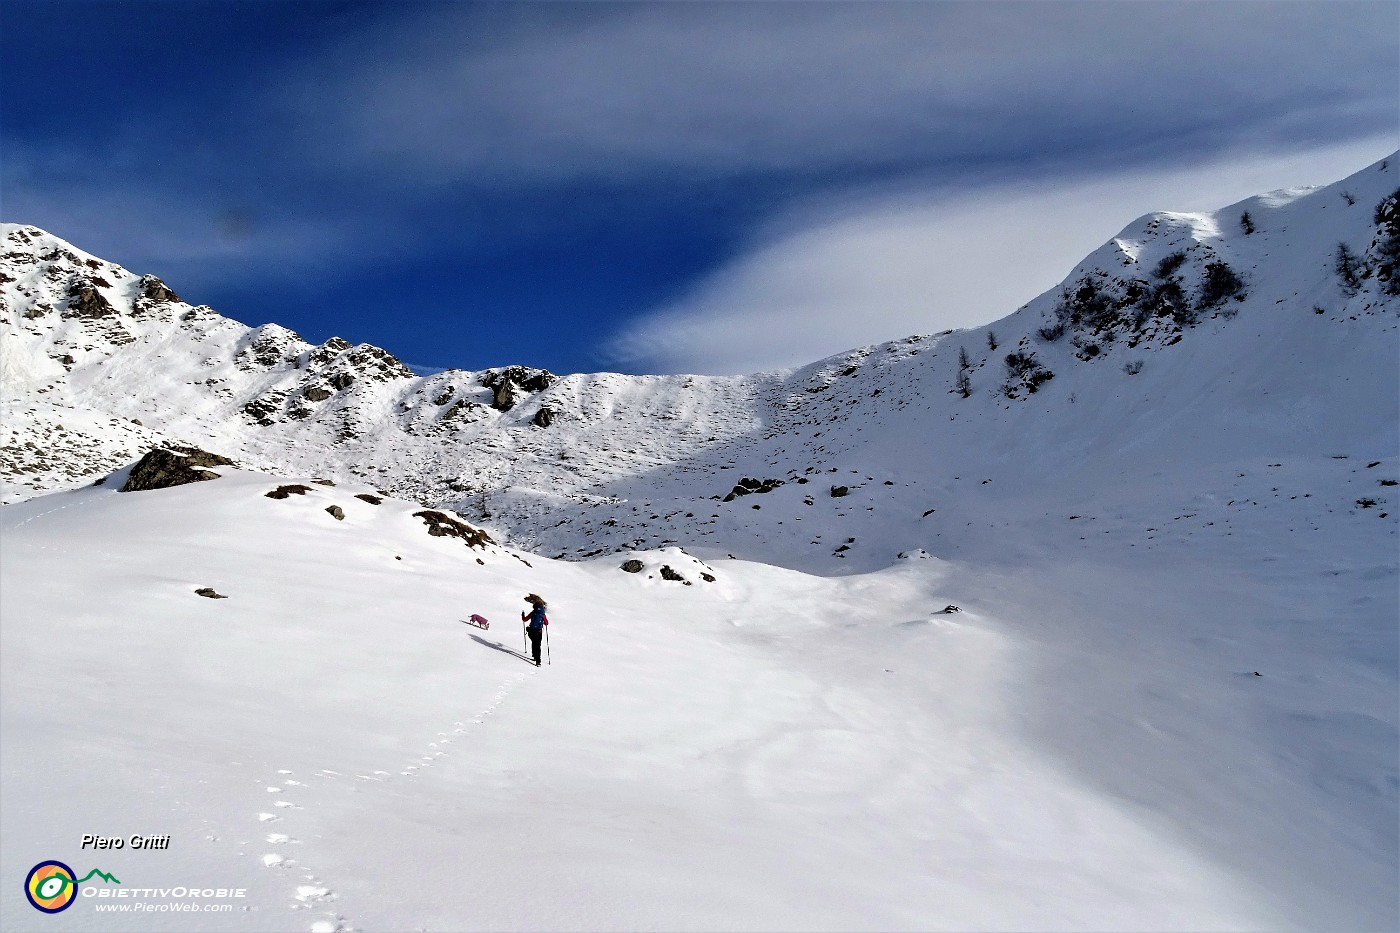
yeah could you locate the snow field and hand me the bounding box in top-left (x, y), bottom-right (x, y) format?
top-left (1, 471), bottom-right (1283, 930)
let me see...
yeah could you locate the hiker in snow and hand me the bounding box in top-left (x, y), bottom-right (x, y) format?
top-left (521, 594), bottom-right (548, 666)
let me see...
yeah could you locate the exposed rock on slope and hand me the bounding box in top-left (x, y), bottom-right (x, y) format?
top-left (65, 275), bottom-right (117, 320)
top-left (414, 509), bottom-right (495, 548)
top-left (120, 445), bottom-right (236, 492)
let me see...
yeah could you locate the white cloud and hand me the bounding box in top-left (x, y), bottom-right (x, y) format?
top-left (297, 3), bottom-right (1398, 185)
top-left (603, 138), bottom-right (1398, 375)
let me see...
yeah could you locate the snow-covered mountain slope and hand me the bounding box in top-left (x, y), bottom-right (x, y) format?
top-left (0, 463), bottom-right (1382, 930)
top-left (0, 223), bottom-right (761, 513)
top-left (2, 156), bottom-right (1397, 577)
top-left (1, 156), bottom-right (1396, 929)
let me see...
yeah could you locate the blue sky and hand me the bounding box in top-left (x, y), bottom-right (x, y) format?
top-left (3, 1), bottom-right (1396, 375)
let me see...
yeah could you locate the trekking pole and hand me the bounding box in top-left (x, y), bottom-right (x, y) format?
top-left (545, 626), bottom-right (551, 666)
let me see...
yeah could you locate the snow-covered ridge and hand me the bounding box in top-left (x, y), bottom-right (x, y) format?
top-left (0, 219), bottom-right (762, 512)
top-left (2, 155), bottom-right (1397, 573)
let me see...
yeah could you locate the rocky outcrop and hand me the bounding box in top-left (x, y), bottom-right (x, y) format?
top-left (235, 325), bottom-right (305, 371)
top-left (139, 274), bottom-right (180, 303)
top-left (265, 484), bottom-right (311, 499)
top-left (491, 380), bottom-right (520, 412)
top-left (1038, 246), bottom-right (1247, 352)
top-left (1002, 347), bottom-right (1055, 399)
top-left (1371, 186), bottom-right (1400, 294)
top-left (621, 559), bottom-right (644, 573)
top-left (723, 477), bottom-right (784, 501)
top-left (242, 391), bottom-right (288, 426)
top-left (306, 336), bottom-right (353, 368)
top-left (482, 365), bottom-right (555, 394)
top-left (120, 445), bottom-right (235, 492)
top-left (329, 345), bottom-right (414, 384)
top-left (442, 400), bottom-right (485, 423)
top-left (532, 406), bottom-right (556, 428)
top-left (481, 366), bottom-right (556, 411)
top-left (63, 276), bottom-right (115, 319)
top-left (414, 509), bottom-right (495, 548)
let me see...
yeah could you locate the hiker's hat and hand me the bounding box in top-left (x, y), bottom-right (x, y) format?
top-left (524, 593), bottom-right (544, 605)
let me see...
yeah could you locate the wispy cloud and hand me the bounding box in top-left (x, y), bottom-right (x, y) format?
top-left (295, 2), bottom-right (1398, 186)
top-left (603, 138), bottom-right (1398, 375)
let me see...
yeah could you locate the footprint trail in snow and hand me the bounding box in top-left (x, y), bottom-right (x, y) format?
top-left (251, 672), bottom-right (529, 931)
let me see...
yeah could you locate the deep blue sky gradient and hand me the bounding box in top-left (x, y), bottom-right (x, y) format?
top-left (4, 1), bottom-right (1396, 374)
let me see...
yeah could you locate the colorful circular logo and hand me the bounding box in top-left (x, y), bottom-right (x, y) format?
top-left (25, 861), bottom-right (78, 913)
